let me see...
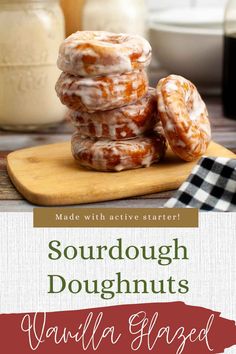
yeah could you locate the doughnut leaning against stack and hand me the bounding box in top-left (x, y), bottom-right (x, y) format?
top-left (56, 31), bottom-right (212, 172)
top-left (56, 31), bottom-right (167, 172)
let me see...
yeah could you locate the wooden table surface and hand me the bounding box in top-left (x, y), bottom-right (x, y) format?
top-left (0, 97), bottom-right (236, 211)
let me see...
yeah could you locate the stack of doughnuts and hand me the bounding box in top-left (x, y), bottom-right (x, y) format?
top-left (56, 31), bottom-right (212, 171)
top-left (56, 31), bottom-right (167, 172)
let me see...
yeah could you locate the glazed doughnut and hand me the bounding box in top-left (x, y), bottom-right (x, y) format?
top-left (157, 75), bottom-right (211, 162)
top-left (71, 133), bottom-right (167, 172)
top-left (56, 70), bottom-right (148, 112)
top-left (69, 88), bottom-right (158, 140)
top-left (57, 31), bottom-right (152, 77)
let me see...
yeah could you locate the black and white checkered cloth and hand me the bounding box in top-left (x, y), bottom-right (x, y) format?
top-left (165, 157), bottom-right (236, 211)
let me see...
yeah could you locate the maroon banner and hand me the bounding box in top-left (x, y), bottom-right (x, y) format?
top-left (1, 302), bottom-right (236, 353)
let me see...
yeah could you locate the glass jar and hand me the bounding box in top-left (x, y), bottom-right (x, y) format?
top-left (82, 0), bottom-right (147, 38)
top-left (0, 0), bottom-right (66, 131)
top-left (222, 0), bottom-right (236, 119)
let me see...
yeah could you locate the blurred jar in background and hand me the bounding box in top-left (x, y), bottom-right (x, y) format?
top-left (60, 0), bottom-right (84, 36)
top-left (222, 0), bottom-right (236, 119)
top-left (82, 0), bottom-right (147, 38)
top-left (0, 0), bottom-right (66, 131)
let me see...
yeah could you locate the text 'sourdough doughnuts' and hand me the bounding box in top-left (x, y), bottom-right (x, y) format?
top-left (56, 70), bottom-right (148, 113)
top-left (57, 31), bottom-right (152, 77)
top-left (71, 133), bottom-right (167, 172)
top-left (69, 88), bottom-right (158, 140)
top-left (157, 75), bottom-right (211, 162)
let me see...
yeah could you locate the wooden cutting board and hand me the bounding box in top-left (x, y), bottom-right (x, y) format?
top-left (7, 141), bottom-right (235, 206)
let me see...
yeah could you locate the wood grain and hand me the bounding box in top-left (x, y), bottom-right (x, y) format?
top-left (7, 141), bottom-right (235, 206)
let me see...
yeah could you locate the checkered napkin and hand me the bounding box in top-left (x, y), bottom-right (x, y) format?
top-left (165, 157), bottom-right (236, 211)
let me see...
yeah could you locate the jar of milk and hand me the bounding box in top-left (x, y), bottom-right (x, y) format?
top-left (0, 0), bottom-right (66, 131)
top-left (82, 0), bottom-right (148, 38)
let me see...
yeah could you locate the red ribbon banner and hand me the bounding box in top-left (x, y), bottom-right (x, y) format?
top-left (1, 302), bottom-right (236, 353)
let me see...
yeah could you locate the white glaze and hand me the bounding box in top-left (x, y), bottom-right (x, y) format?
top-left (165, 82), bottom-right (178, 92)
top-left (70, 88), bottom-right (157, 139)
top-left (165, 120), bottom-right (175, 132)
top-left (57, 31), bottom-right (152, 77)
top-left (189, 89), bottom-right (207, 122)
